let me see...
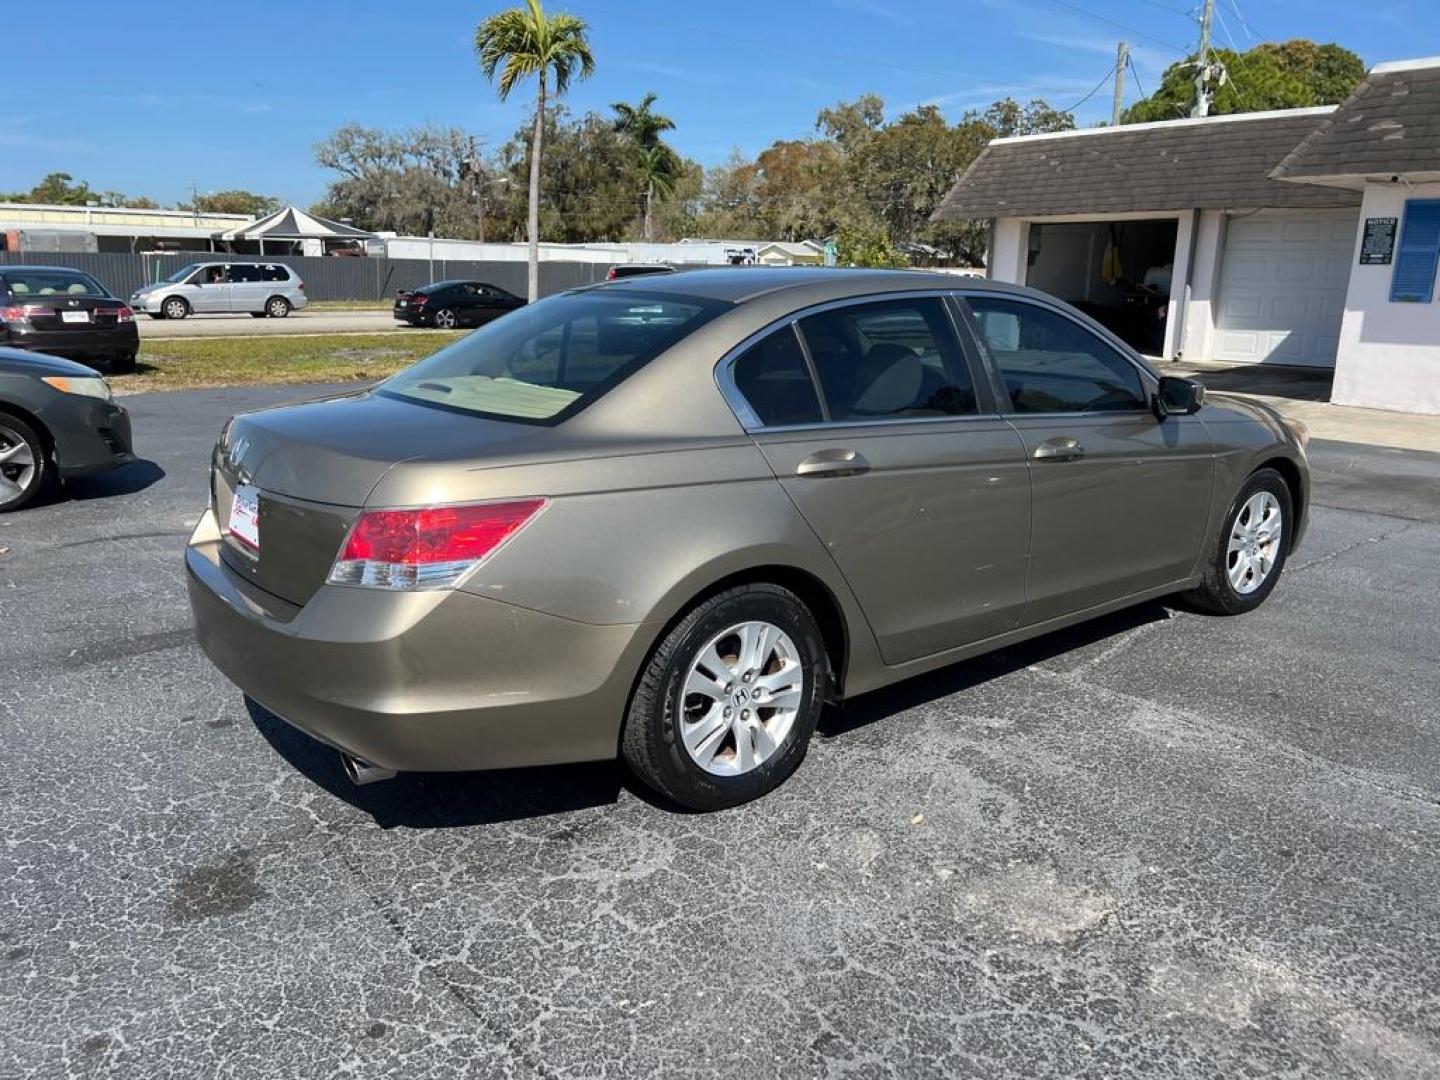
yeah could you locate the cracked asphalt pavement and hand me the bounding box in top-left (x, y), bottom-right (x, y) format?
top-left (3, 385), bottom-right (1438, 1078)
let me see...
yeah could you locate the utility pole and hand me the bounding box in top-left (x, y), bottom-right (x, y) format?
top-left (1192, 0), bottom-right (1217, 118)
top-left (1112, 41), bottom-right (1129, 125)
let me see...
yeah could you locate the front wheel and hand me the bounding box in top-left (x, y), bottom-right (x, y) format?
top-left (1183, 467), bottom-right (1293, 614)
top-left (161, 297), bottom-right (189, 320)
top-left (621, 584), bottom-right (830, 810)
top-left (0, 412), bottom-right (48, 512)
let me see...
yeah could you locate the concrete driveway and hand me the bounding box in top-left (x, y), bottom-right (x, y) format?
top-left (2, 385), bottom-right (1437, 1078)
top-left (140, 309), bottom-right (406, 338)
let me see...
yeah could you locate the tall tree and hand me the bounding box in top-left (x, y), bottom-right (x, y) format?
top-left (612, 92), bottom-right (678, 241)
top-left (1123, 40), bottom-right (1364, 124)
top-left (179, 190), bottom-right (280, 217)
top-left (475, 0), bottom-right (595, 301)
top-left (2, 172), bottom-right (157, 208)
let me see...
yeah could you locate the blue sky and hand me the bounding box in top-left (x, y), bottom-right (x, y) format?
top-left (4, 0), bottom-right (1434, 208)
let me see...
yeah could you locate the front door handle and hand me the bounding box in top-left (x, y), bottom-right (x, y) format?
top-left (796, 448), bottom-right (870, 478)
top-left (1032, 437), bottom-right (1084, 462)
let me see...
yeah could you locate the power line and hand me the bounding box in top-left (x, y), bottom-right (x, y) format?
top-left (1042, 0), bottom-right (1189, 53)
top-left (1225, 0), bottom-right (1258, 41)
top-left (1126, 54), bottom-right (1148, 102)
top-left (1064, 66), bottom-right (1117, 114)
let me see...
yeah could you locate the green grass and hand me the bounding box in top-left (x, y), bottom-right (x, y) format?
top-left (112, 332), bottom-right (455, 393)
top-left (305, 299), bottom-right (394, 311)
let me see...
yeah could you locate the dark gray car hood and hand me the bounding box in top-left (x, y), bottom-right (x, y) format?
top-left (0, 347), bottom-right (100, 378)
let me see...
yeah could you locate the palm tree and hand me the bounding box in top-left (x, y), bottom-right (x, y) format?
top-left (475, 0), bottom-right (594, 301)
top-left (612, 93), bottom-right (677, 242)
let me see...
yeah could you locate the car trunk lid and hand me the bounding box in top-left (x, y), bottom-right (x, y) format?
top-left (214, 389), bottom-right (569, 606)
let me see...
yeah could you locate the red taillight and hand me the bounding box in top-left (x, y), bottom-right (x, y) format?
top-left (297, 282), bottom-right (305, 291)
top-left (411, 293), bottom-right (428, 307)
top-left (606, 267), bottom-right (618, 280)
top-left (328, 498), bottom-right (547, 590)
top-left (1, 305), bottom-right (26, 322)
top-left (115, 305), bottom-right (134, 323)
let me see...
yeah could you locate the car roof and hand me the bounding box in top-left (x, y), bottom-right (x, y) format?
top-left (582, 266), bottom-right (1039, 306)
top-left (0, 265), bottom-right (96, 273)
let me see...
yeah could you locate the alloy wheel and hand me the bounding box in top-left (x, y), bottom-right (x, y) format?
top-left (163, 298), bottom-right (187, 319)
top-left (1227, 491), bottom-right (1283, 595)
top-left (434, 308), bottom-right (457, 330)
top-left (0, 422), bottom-right (38, 508)
top-left (679, 620), bottom-right (805, 777)
top-left (268, 298), bottom-right (289, 318)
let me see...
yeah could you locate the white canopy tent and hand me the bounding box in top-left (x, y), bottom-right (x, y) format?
top-left (214, 206), bottom-right (376, 254)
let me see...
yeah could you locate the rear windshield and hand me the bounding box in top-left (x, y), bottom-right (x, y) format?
top-left (1, 269), bottom-right (109, 298)
top-left (379, 290), bottom-right (726, 423)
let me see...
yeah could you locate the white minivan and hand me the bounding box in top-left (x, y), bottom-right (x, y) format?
top-left (130, 262), bottom-right (308, 319)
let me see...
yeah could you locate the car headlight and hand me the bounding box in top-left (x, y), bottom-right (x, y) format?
top-left (41, 375), bottom-right (112, 401)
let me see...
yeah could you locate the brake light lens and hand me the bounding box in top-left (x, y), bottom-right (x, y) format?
top-left (115, 305), bottom-right (135, 323)
top-left (411, 293), bottom-right (428, 307)
top-left (2, 304), bottom-right (53, 322)
top-left (606, 267), bottom-right (618, 280)
top-left (327, 498), bottom-right (547, 590)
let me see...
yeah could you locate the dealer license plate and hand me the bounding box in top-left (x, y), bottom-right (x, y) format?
top-left (227, 484), bottom-right (260, 551)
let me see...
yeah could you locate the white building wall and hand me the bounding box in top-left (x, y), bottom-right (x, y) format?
top-left (1179, 210), bottom-right (1227, 361)
top-left (1333, 181), bottom-right (1440, 415)
top-left (988, 219), bottom-right (1028, 284)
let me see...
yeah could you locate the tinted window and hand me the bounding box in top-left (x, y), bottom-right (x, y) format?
top-left (195, 265), bottom-right (227, 284)
top-left (731, 325), bottom-right (823, 427)
top-left (228, 265), bottom-right (262, 283)
top-left (967, 297), bottom-right (1147, 413)
top-left (260, 264), bottom-right (289, 282)
top-left (381, 290), bottom-right (725, 423)
top-left (1, 269), bottom-right (108, 297)
top-left (798, 298), bottom-right (976, 420)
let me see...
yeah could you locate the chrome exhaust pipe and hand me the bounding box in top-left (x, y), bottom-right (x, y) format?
top-left (341, 752), bottom-right (397, 786)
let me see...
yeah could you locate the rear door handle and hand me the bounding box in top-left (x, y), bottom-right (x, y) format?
top-left (1032, 437), bottom-right (1084, 462)
top-left (796, 448), bottom-right (870, 478)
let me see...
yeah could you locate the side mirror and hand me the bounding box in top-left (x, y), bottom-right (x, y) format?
top-left (1155, 375), bottom-right (1205, 418)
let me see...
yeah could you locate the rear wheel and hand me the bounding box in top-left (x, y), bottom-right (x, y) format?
top-left (621, 584), bottom-right (829, 810)
top-left (0, 413), bottom-right (48, 512)
top-left (161, 296), bottom-right (189, 320)
top-left (265, 296), bottom-right (291, 318)
top-left (1184, 467), bottom-right (1292, 614)
top-left (110, 351), bottom-right (137, 375)
top-left (433, 307), bottom-right (458, 330)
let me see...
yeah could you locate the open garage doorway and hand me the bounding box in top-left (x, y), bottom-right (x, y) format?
top-left (1025, 218), bottom-right (1179, 356)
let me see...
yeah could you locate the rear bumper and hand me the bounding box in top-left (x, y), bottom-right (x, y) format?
top-left (3, 323), bottom-right (138, 361)
top-left (185, 510), bottom-right (649, 772)
top-left (37, 394), bottom-right (134, 478)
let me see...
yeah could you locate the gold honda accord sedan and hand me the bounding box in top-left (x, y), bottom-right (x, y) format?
top-left (187, 269), bottom-right (1308, 809)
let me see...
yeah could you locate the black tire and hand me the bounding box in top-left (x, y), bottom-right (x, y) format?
top-left (250, 311), bottom-right (267, 319)
top-left (266, 296), bottom-right (291, 318)
top-left (109, 352), bottom-right (138, 375)
top-left (0, 411), bottom-right (50, 512)
top-left (432, 307), bottom-right (458, 330)
top-left (621, 583), bottom-right (830, 811)
top-left (161, 296), bottom-right (189, 320)
top-left (1183, 467), bottom-right (1293, 615)
top-left (146, 312), bottom-right (165, 321)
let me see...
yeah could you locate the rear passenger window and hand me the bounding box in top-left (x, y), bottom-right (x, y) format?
top-left (730, 325), bottom-right (823, 427)
top-left (260, 265), bottom-right (288, 282)
top-left (797, 298), bottom-right (976, 420)
top-left (967, 296), bottom-right (1147, 413)
top-left (228, 265), bottom-right (262, 283)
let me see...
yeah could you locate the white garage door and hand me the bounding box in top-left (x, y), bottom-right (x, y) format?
top-left (1213, 209), bottom-right (1357, 367)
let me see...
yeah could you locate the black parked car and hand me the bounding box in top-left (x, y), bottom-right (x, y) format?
top-left (393, 281), bottom-right (525, 329)
top-left (0, 266), bottom-right (139, 373)
top-left (0, 347), bottom-right (134, 511)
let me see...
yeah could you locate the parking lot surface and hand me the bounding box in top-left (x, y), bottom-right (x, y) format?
top-left (3, 385), bottom-right (1438, 1078)
top-left (140, 309), bottom-right (404, 338)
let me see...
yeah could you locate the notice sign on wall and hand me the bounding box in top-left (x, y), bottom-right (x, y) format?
top-left (1360, 217), bottom-right (1398, 265)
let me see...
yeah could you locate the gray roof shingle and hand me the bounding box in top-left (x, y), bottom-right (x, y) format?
top-left (1271, 59), bottom-right (1440, 183)
top-left (933, 110), bottom-right (1361, 221)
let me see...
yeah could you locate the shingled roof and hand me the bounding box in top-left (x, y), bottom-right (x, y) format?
top-left (932, 108), bottom-right (1361, 221)
top-left (1271, 57), bottom-right (1440, 187)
